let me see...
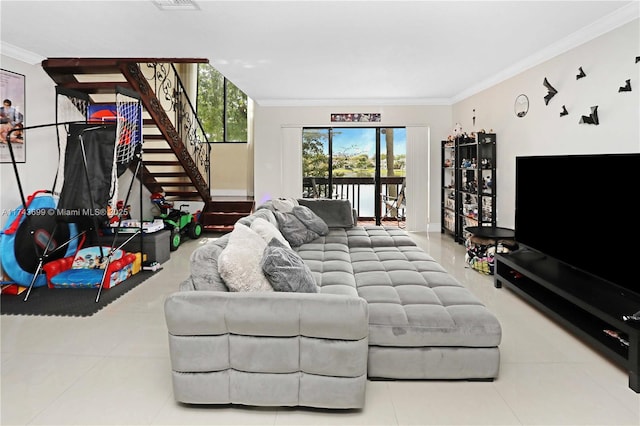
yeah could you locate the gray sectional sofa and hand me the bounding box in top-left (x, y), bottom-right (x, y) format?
top-left (164, 198), bottom-right (502, 409)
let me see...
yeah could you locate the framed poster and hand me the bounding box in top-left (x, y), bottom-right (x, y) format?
top-left (0, 69), bottom-right (26, 163)
top-left (331, 113), bottom-right (381, 123)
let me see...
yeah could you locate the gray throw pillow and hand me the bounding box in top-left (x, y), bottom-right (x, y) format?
top-left (274, 211), bottom-right (320, 247)
top-left (297, 199), bottom-right (355, 228)
top-left (292, 205), bottom-right (329, 236)
top-left (261, 238), bottom-right (318, 293)
top-left (189, 237), bottom-right (229, 292)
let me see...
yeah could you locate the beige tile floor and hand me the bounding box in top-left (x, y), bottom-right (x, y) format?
top-left (2, 231), bottom-right (639, 425)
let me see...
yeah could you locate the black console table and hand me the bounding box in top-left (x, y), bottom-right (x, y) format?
top-left (495, 249), bottom-right (640, 392)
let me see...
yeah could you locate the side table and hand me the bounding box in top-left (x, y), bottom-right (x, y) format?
top-left (464, 226), bottom-right (517, 275)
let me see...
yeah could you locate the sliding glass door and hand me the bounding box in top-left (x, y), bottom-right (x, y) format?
top-left (302, 127), bottom-right (406, 224)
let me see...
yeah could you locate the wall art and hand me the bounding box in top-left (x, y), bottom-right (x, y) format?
top-left (330, 113), bottom-right (381, 123)
top-left (0, 69), bottom-right (26, 163)
top-left (514, 94), bottom-right (529, 117)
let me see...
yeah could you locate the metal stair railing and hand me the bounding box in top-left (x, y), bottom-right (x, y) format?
top-left (121, 61), bottom-right (211, 201)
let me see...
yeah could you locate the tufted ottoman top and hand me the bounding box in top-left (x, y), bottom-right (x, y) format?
top-left (350, 245), bottom-right (502, 348)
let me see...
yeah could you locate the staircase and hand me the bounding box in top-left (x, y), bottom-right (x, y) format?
top-left (200, 198), bottom-right (255, 233)
top-left (41, 58), bottom-right (253, 232)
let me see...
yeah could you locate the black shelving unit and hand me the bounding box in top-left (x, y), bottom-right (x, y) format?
top-left (441, 132), bottom-right (496, 243)
top-left (495, 249), bottom-right (640, 392)
top-left (441, 139), bottom-right (456, 237)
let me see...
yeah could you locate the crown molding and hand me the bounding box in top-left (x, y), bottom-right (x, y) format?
top-left (0, 42), bottom-right (45, 65)
top-left (451, 3), bottom-right (640, 104)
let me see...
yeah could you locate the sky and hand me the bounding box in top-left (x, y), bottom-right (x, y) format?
top-left (330, 128), bottom-right (406, 158)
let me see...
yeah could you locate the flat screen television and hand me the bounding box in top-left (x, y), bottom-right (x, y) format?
top-left (515, 153), bottom-right (638, 297)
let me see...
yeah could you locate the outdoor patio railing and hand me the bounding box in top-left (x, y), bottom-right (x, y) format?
top-left (302, 176), bottom-right (405, 220)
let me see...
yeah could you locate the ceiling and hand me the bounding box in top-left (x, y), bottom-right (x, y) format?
top-left (0, 1), bottom-right (637, 106)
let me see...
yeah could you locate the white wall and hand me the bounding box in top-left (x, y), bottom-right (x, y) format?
top-left (451, 19), bottom-right (640, 229)
top-left (252, 104), bottom-right (451, 232)
top-left (0, 56), bottom-right (59, 228)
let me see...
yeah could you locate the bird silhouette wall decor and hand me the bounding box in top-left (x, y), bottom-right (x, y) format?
top-left (618, 79), bottom-right (631, 92)
top-left (579, 106), bottom-right (599, 125)
top-left (543, 78), bottom-right (558, 105)
top-left (560, 105), bottom-right (569, 117)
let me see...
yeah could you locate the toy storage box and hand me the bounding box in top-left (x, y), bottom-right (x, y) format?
top-left (97, 229), bottom-right (170, 264)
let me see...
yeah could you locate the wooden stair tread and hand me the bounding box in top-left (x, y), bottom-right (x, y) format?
top-left (143, 148), bottom-right (174, 154)
top-left (53, 81), bottom-right (133, 94)
top-left (164, 191), bottom-right (201, 198)
top-left (202, 224), bottom-right (235, 233)
top-left (148, 172), bottom-right (189, 178)
top-left (199, 199), bottom-right (254, 229)
top-left (145, 160), bottom-right (182, 166)
top-left (147, 180), bottom-right (195, 187)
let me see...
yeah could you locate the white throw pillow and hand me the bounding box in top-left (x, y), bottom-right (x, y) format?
top-left (251, 217), bottom-right (291, 248)
top-left (218, 223), bottom-right (274, 292)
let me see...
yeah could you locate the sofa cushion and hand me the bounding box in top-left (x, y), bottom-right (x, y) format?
top-left (218, 223), bottom-right (274, 292)
top-left (251, 217), bottom-right (291, 248)
top-left (297, 198), bottom-right (354, 228)
top-left (261, 238), bottom-right (318, 293)
top-left (296, 229), bottom-right (359, 298)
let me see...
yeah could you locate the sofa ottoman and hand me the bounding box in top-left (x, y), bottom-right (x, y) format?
top-left (349, 241), bottom-right (502, 379)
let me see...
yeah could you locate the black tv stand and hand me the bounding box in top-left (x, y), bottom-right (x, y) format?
top-left (495, 249), bottom-right (640, 393)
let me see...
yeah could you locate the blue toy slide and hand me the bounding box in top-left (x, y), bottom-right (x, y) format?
top-left (1, 191), bottom-right (79, 287)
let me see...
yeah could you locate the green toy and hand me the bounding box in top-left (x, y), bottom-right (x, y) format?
top-left (150, 193), bottom-right (202, 251)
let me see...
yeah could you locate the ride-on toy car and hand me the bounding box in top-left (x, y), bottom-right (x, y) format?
top-left (150, 193), bottom-right (202, 251)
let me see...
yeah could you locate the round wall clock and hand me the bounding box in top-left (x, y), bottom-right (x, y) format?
top-left (515, 94), bottom-right (529, 118)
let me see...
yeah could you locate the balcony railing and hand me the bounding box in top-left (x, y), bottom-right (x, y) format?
top-left (302, 176), bottom-right (405, 220)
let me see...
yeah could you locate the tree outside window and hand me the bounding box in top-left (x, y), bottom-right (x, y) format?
top-left (197, 64), bottom-right (248, 143)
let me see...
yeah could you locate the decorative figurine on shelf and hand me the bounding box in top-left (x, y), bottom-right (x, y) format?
top-left (444, 158), bottom-right (452, 167)
top-left (471, 158), bottom-right (477, 168)
top-left (483, 177), bottom-right (492, 193)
